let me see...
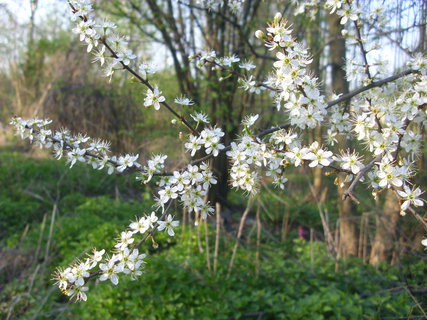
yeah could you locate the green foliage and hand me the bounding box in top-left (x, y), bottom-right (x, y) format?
top-left (0, 152), bottom-right (425, 320)
top-left (64, 235), bottom-right (424, 320)
top-left (0, 151), bottom-right (142, 240)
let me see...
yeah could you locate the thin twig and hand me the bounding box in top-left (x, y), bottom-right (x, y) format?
top-left (43, 203), bottom-right (57, 265)
top-left (405, 286), bottom-right (427, 317)
top-left (255, 202), bottom-right (261, 277)
top-left (214, 202), bottom-right (221, 274)
top-left (33, 213), bottom-right (47, 266)
top-left (326, 69), bottom-right (416, 109)
top-left (68, 2), bottom-right (199, 136)
top-left (227, 199), bottom-right (252, 279)
top-left (343, 154), bottom-right (382, 202)
top-left (204, 218), bottom-right (211, 274)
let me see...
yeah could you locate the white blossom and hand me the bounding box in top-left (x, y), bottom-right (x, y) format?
top-left (157, 214), bottom-right (179, 236)
top-left (144, 86), bottom-right (165, 110)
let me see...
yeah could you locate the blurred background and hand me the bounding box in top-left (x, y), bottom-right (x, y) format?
top-left (0, 0), bottom-right (426, 319)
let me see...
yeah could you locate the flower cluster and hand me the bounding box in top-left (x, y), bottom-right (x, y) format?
top-left (69, 0), bottom-right (171, 116)
top-left (10, 117), bottom-right (140, 174)
top-left (10, 116), bottom-right (218, 218)
top-left (255, 13), bottom-right (327, 129)
top-left (196, 0), bottom-right (245, 12)
top-left (191, 50), bottom-right (257, 75)
top-left (185, 126), bottom-right (225, 157)
top-left (53, 249), bottom-right (104, 301)
top-left (156, 163), bottom-right (217, 217)
top-left (227, 121), bottom-right (337, 193)
top-left (53, 207), bottom-right (180, 301)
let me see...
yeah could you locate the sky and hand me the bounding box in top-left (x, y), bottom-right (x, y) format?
top-left (0, 0), bottom-right (421, 75)
top-left (0, 0), bottom-right (68, 22)
top-left (0, 0), bottom-right (70, 69)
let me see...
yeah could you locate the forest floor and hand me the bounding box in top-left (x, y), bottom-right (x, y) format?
top-left (0, 146), bottom-right (426, 319)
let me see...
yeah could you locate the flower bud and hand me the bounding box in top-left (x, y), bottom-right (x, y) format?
top-left (255, 30), bottom-right (265, 39)
top-left (274, 12), bottom-right (282, 23)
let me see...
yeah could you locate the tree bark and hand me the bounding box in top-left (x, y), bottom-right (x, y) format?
top-left (328, 13), bottom-right (359, 257)
top-left (370, 189), bottom-right (400, 266)
top-left (304, 16), bottom-right (324, 203)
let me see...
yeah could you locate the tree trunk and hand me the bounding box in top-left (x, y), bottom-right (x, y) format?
top-left (337, 184), bottom-right (358, 256)
top-left (328, 13), bottom-right (359, 257)
top-left (370, 189), bottom-right (400, 266)
top-left (304, 17), bottom-right (324, 203)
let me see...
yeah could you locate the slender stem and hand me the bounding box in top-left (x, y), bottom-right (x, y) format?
top-left (136, 200), bottom-right (174, 249)
top-left (227, 199), bottom-right (252, 279)
top-left (213, 202), bottom-right (221, 274)
top-left (69, 2), bottom-right (200, 136)
top-left (326, 69), bottom-right (416, 109)
top-left (343, 154), bottom-right (382, 202)
top-left (86, 200), bottom-right (174, 280)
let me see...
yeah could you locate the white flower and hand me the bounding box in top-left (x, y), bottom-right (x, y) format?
top-left (422, 238), bottom-right (427, 247)
top-left (199, 202), bottom-right (215, 219)
top-left (53, 268), bottom-right (71, 291)
top-left (109, 33), bottom-right (127, 51)
top-left (218, 54), bottom-right (240, 67)
top-left (242, 114), bottom-right (259, 128)
top-left (67, 148), bottom-right (86, 168)
top-left (285, 146), bottom-right (309, 167)
top-left (103, 60), bottom-right (119, 81)
top-left (191, 112), bottom-right (210, 124)
top-left (187, 165), bottom-right (203, 184)
top-left (138, 62), bottom-right (158, 80)
top-left (72, 20), bottom-right (95, 42)
top-left (325, 0), bottom-right (342, 14)
top-left (116, 154), bottom-right (139, 172)
top-left (239, 60), bottom-right (256, 71)
top-left (325, 129), bottom-right (338, 146)
top-left (114, 49), bottom-right (136, 66)
top-left (98, 19), bottom-right (117, 32)
top-left (200, 127), bottom-right (225, 157)
top-left (377, 166), bottom-right (403, 189)
top-left (239, 76), bottom-right (263, 94)
top-left (197, 50), bottom-right (216, 66)
top-left (337, 6), bottom-right (359, 25)
top-left (304, 148), bottom-right (333, 168)
top-left (200, 166), bottom-right (217, 190)
top-left (117, 248), bottom-right (139, 271)
top-left (88, 249), bottom-right (105, 268)
top-left (185, 135), bottom-right (202, 157)
top-left (170, 171), bottom-right (190, 191)
top-left (144, 86), bottom-right (165, 110)
top-left (99, 258), bottom-right (122, 285)
top-left (146, 212), bottom-right (158, 228)
top-left (273, 175), bottom-right (288, 190)
top-left (408, 53), bottom-right (427, 75)
top-left (157, 214), bottom-right (179, 236)
top-left (158, 186), bottom-right (179, 204)
top-left (397, 185), bottom-right (424, 212)
top-left (270, 129), bottom-right (297, 148)
top-left (339, 151), bottom-right (364, 174)
top-left (70, 261), bottom-right (90, 287)
top-left (129, 216), bottom-right (149, 234)
top-left (174, 95), bottom-right (194, 106)
top-left (67, 285), bottom-right (89, 302)
top-left (114, 231), bottom-right (135, 250)
top-left (255, 30), bottom-right (265, 39)
top-left (92, 46), bottom-right (106, 66)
